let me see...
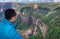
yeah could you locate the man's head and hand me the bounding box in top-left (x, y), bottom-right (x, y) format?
top-left (5, 9), bottom-right (17, 22)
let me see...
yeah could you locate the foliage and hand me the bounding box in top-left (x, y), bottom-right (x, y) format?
top-left (16, 3), bottom-right (60, 39)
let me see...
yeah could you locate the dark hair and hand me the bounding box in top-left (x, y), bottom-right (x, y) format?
top-left (5, 9), bottom-right (16, 20)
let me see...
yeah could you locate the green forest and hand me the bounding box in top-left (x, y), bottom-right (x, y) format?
top-left (15, 3), bottom-right (60, 39)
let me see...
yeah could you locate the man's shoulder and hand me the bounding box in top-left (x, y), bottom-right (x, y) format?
top-left (0, 22), bottom-right (4, 26)
top-left (5, 24), bottom-right (15, 35)
top-left (5, 24), bottom-right (14, 31)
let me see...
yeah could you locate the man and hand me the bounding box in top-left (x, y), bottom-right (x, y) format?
top-left (0, 9), bottom-right (23, 39)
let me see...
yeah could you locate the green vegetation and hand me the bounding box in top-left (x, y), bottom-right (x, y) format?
top-left (16, 3), bottom-right (60, 39)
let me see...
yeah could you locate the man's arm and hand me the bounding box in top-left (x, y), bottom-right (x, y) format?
top-left (7, 26), bottom-right (23, 39)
